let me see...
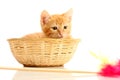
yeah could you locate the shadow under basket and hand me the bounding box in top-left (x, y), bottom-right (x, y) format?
top-left (8, 38), bottom-right (80, 67)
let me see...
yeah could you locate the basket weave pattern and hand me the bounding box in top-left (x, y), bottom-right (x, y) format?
top-left (8, 38), bottom-right (80, 67)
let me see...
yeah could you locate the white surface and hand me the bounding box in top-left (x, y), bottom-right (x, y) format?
top-left (0, 69), bottom-right (97, 80)
top-left (0, 69), bottom-right (120, 80)
top-left (0, 0), bottom-right (120, 80)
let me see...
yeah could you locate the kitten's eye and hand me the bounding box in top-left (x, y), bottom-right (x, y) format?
top-left (64, 26), bottom-right (67, 29)
top-left (52, 26), bottom-right (57, 30)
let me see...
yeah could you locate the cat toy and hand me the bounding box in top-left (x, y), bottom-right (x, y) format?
top-left (0, 66), bottom-right (97, 74)
top-left (90, 51), bottom-right (120, 77)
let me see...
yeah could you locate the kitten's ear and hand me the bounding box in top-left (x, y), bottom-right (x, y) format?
top-left (62, 8), bottom-right (73, 22)
top-left (41, 10), bottom-right (50, 25)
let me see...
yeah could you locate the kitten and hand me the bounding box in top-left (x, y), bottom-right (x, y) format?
top-left (22, 8), bottom-right (73, 39)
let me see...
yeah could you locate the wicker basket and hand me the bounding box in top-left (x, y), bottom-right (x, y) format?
top-left (8, 38), bottom-right (80, 67)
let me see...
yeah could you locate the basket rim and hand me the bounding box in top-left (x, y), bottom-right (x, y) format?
top-left (7, 38), bottom-right (80, 41)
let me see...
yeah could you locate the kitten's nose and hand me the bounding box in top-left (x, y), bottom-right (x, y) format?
top-left (58, 32), bottom-right (63, 38)
top-left (57, 30), bottom-right (63, 38)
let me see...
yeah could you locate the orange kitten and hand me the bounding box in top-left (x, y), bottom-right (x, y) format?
top-left (22, 8), bottom-right (73, 39)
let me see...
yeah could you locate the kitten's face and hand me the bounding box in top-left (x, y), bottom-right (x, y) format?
top-left (40, 9), bottom-right (73, 38)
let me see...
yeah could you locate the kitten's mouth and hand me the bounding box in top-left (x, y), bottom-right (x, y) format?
top-left (48, 33), bottom-right (63, 38)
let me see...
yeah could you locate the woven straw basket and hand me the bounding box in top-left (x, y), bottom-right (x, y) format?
top-left (8, 38), bottom-right (80, 67)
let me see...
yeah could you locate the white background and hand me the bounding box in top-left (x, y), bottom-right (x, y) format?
top-left (0, 0), bottom-right (120, 71)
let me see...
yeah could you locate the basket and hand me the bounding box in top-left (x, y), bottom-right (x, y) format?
top-left (8, 38), bottom-right (80, 67)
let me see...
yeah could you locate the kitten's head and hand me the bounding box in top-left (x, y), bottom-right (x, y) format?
top-left (40, 9), bottom-right (73, 38)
